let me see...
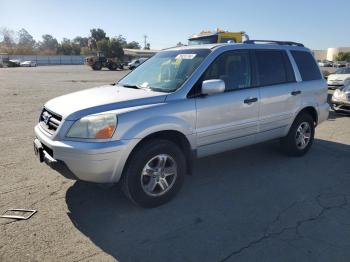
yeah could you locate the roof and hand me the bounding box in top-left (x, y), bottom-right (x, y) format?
top-left (162, 41), bottom-right (308, 53)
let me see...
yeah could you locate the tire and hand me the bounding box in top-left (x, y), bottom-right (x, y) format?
top-left (122, 139), bottom-right (186, 208)
top-left (280, 113), bottom-right (315, 157)
top-left (108, 63), bottom-right (117, 71)
top-left (92, 62), bottom-right (102, 70)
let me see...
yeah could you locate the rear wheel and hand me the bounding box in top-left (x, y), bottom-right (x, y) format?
top-left (281, 113), bottom-right (315, 156)
top-left (92, 62), bottom-right (102, 70)
top-left (122, 139), bottom-right (186, 208)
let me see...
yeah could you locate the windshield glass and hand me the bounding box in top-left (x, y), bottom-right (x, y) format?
top-left (119, 49), bottom-right (210, 92)
top-left (188, 35), bottom-right (218, 45)
top-left (335, 67), bottom-right (350, 74)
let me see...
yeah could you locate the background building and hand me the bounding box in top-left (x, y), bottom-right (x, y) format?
top-left (313, 47), bottom-right (350, 61)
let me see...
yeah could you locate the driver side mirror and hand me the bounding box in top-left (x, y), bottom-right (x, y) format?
top-left (201, 79), bottom-right (225, 95)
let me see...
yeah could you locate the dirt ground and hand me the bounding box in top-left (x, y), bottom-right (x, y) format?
top-left (0, 65), bottom-right (349, 262)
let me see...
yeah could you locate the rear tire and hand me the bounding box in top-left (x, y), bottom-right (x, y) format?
top-left (122, 139), bottom-right (186, 208)
top-left (280, 113), bottom-right (315, 157)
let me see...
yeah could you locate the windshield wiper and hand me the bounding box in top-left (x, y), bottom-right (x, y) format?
top-left (120, 84), bottom-right (142, 89)
top-left (149, 87), bottom-right (175, 93)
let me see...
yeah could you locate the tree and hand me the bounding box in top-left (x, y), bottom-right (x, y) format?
top-left (90, 28), bottom-right (108, 42)
top-left (115, 35), bottom-right (127, 47)
top-left (124, 41), bottom-right (141, 49)
top-left (96, 38), bottom-right (109, 56)
top-left (57, 38), bottom-right (72, 55)
top-left (39, 34), bottom-right (58, 54)
top-left (96, 38), bottom-right (124, 59)
top-left (73, 36), bottom-right (89, 48)
top-left (144, 43), bottom-right (151, 50)
top-left (18, 29), bottom-right (35, 47)
top-left (16, 29), bottom-right (36, 54)
top-left (0, 27), bottom-right (16, 53)
top-left (109, 38), bottom-right (124, 58)
top-left (335, 52), bottom-right (350, 62)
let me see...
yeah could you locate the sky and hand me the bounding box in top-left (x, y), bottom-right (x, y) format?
top-left (1, 0), bottom-right (349, 50)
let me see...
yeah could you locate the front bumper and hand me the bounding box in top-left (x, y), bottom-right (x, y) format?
top-left (331, 97), bottom-right (350, 113)
top-left (34, 124), bottom-right (139, 183)
top-left (327, 81), bottom-right (344, 89)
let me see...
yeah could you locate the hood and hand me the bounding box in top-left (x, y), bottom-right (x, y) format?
top-left (327, 73), bottom-right (350, 81)
top-left (45, 85), bottom-right (167, 120)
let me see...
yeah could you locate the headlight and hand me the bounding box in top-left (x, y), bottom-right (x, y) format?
top-left (66, 114), bottom-right (117, 139)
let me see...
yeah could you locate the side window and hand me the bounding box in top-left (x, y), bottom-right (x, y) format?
top-left (203, 51), bottom-right (251, 91)
top-left (291, 50), bottom-right (322, 81)
top-left (255, 50), bottom-right (291, 86)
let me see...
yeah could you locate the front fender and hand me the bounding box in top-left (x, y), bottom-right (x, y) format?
top-left (121, 115), bottom-right (194, 139)
top-left (114, 99), bottom-right (196, 146)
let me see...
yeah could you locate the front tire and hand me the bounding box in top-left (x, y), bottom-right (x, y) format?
top-left (122, 139), bottom-right (186, 208)
top-left (281, 113), bottom-right (315, 156)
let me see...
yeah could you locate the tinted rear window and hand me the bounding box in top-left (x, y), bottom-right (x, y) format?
top-left (255, 50), bottom-right (294, 86)
top-left (291, 51), bottom-right (322, 81)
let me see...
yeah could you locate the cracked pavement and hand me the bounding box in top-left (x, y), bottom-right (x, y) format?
top-left (0, 66), bottom-right (350, 262)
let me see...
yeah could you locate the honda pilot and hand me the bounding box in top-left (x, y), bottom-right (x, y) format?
top-left (34, 40), bottom-right (329, 207)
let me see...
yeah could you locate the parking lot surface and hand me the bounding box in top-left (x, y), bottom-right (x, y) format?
top-left (0, 65), bottom-right (350, 262)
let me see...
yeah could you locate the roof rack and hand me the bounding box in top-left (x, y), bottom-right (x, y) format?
top-left (243, 40), bottom-right (304, 47)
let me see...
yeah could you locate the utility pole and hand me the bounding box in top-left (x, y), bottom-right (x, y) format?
top-left (143, 35), bottom-right (148, 49)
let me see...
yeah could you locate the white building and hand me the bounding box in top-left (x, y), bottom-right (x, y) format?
top-left (313, 47), bottom-right (350, 61)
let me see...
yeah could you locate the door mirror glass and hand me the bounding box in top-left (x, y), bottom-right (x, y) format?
top-left (201, 79), bottom-right (225, 95)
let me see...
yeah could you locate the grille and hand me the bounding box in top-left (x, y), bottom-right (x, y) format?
top-left (39, 108), bottom-right (62, 134)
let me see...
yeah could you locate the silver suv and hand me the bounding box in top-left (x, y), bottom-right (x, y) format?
top-left (34, 40), bottom-right (329, 207)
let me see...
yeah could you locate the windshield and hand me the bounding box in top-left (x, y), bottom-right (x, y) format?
top-left (335, 67), bottom-right (350, 74)
top-left (188, 35), bottom-right (218, 45)
top-left (119, 49), bottom-right (210, 92)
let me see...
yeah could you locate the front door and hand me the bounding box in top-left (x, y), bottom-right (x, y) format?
top-left (195, 50), bottom-right (260, 157)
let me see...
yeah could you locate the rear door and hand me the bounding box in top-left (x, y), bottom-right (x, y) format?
top-left (252, 49), bottom-right (297, 142)
top-left (195, 50), bottom-right (260, 157)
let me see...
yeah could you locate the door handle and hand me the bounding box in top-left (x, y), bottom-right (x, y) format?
top-left (244, 97), bottom-right (258, 104)
top-left (291, 90), bottom-right (301, 96)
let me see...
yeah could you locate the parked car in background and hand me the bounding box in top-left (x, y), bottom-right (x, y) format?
top-left (318, 60), bottom-right (333, 67)
top-left (7, 59), bottom-right (21, 67)
top-left (128, 57), bottom-right (148, 70)
top-left (333, 61), bottom-right (347, 68)
top-left (327, 67), bottom-right (350, 89)
top-left (331, 83), bottom-right (350, 113)
top-left (20, 61), bottom-right (37, 67)
top-left (34, 40), bottom-right (329, 207)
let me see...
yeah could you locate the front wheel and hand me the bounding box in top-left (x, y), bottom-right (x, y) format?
top-left (280, 113), bottom-right (315, 156)
top-left (122, 139), bottom-right (186, 208)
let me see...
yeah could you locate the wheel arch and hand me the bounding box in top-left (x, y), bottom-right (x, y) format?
top-left (122, 130), bottom-right (195, 179)
top-left (296, 106), bottom-right (318, 126)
